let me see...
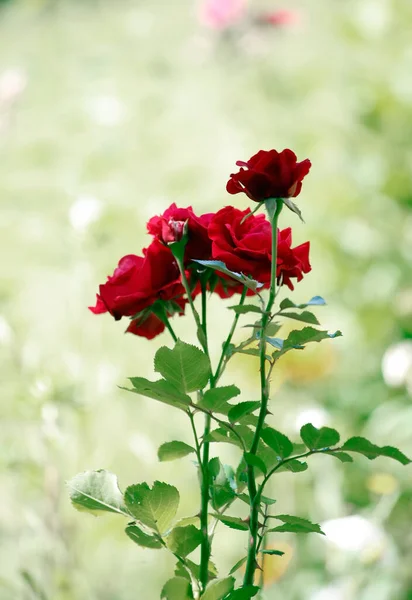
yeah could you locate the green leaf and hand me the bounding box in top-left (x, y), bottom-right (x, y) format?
top-left (158, 441), bottom-right (195, 462)
top-left (175, 560), bottom-right (218, 582)
top-left (229, 304), bottom-right (262, 315)
top-left (341, 437), bottom-right (411, 465)
top-left (193, 260), bottom-right (263, 293)
top-left (280, 296), bottom-right (326, 310)
top-left (174, 515), bottom-right (201, 528)
top-left (224, 587), bottom-right (260, 599)
top-left (300, 423), bottom-right (340, 450)
top-left (265, 337), bottom-right (284, 350)
top-left (280, 311), bottom-right (320, 325)
top-left (260, 428), bottom-right (294, 459)
top-left (229, 556), bottom-right (247, 575)
top-left (228, 402), bottom-right (260, 423)
top-left (282, 197), bottom-right (304, 222)
top-left (283, 327), bottom-right (342, 350)
top-left (261, 549), bottom-right (285, 556)
top-left (126, 377), bottom-right (191, 409)
top-left (67, 469), bottom-right (127, 516)
top-left (198, 386), bottom-right (241, 413)
top-left (167, 525), bottom-right (203, 557)
top-left (161, 577), bottom-right (194, 600)
top-left (125, 524), bottom-right (162, 549)
top-left (201, 577), bottom-right (235, 600)
top-left (328, 451), bottom-right (353, 463)
top-left (236, 348), bottom-right (261, 358)
top-left (268, 514), bottom-right (324, 535)
top-left (155, 340), bottom-right (211, 393)
top-left (209, 459), bottom-right (237, 510)
top-left (243, 452), bottom-right (267, 475)
top-left (282, 459), bottom-right (308, 473)
top-left (261, 495), bottom-right (277, 505)
top-left (124, 481), bottom-right (179, 533)
top-left (265, 322), bottom-right (282, 336)
top-left (213, 515), bottom-right (249, 531)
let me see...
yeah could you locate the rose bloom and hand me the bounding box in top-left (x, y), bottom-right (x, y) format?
top-left (208, 206), bottom-right (311, 294)
top-left (226, 149), bottom-right (311, 202)
top-left (147, 203), bottom-right (213, 263)
top-left (89, 239), bottom-right (186, 339)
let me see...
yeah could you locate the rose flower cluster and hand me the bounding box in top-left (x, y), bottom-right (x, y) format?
top-left (90, 149), bottom-right (311, 339)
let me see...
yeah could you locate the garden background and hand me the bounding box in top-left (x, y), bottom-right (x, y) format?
top-left (1, 0), bottom-right (411, 598)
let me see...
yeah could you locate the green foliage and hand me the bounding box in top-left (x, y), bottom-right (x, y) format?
top-left (279, 310), bottom-right (320, 325)
top-left (268, 514), bottom-right (324, 535)
top-left (228, 402), bottom-right (260, 423)
top-left (283, 327), bottom-right (342, 349)
top-left (125, 524), bottom-right (163, 549)
top-left (327, 451), bottom-right (353, 463)
top-left (300, 423), bottom-right (340, 450)
top-left (67, 470), bottom-right (127, 516)
top-left (154, 340), bottom-right (211, 393)
top-left (341, 437), bottom-right (411, 465)
top-left (260, 428), bottom-right (294, 459)
top-left (213, 515), bottom-right (249, 531)
top-left (161, 577), bottom-right (194, 600)
top-left (228, 557), bottom-right (248, 575)
top-left (282, 459), bottom-right (309, 473)
top-left (243, 452), bottom-right (267, 475)
top-left (198, 386), bottom-right (241, 413)
top-left (224, 587), bottom-right (260, 599)
top-left (166, 525), bottom-right (203, 557)
top-left (200, 577), bottom-right (235, 600)
top-left (194, 260), bottom-right (263, 293)
top-left (261, 549), bottom-right (285, 556)
top-left (228, 304), bottom-right (262, 315)
top-left (126, 377), bottom-right (191, 409)
top-left (124, 481), bottom-right (179, 533)
top-left (209, 459), bottom-right (237, 510)
top-left (175, 559), bottom-right (218, 582)
top-left (279, 297), bottom-right (326, 310)
top-left (158, 441), bottom-right (195, 462)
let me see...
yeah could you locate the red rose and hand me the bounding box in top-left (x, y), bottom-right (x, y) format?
top-left (89, 239), bottom-right (187, 338)
top-left (277, 227), bottom-right (311, 290)
top-left (226, 149), bottom-right (311, 202)
top-left (208, 206), bottom-right (311, 292)
top-left (147, 203), bottom-right (213, 263)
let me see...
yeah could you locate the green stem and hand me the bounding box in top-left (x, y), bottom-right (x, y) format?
top-left (243, 200), bottom-right (283, 588)
top-left (197, 279), bottom-right (213, 591)
top-left (175, 258), bottom-right (207, 353)
top-left (164, 318), bottom-right (178, 342)
top-left (213, 286), bottom-right (248, 382)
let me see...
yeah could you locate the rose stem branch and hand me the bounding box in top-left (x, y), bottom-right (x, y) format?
top-left (243, 199), bottom-right (283, 588)
top-left (213, 286), bottom-right (248, 382)
top-left (199, 280), bottom-right (212, 592)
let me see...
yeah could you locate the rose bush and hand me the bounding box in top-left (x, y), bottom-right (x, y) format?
top-left (226, 148), bottom-right (311, 202)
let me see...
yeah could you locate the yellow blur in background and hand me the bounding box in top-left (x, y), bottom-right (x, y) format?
top-left (0, 0), bottom-right (412, 599)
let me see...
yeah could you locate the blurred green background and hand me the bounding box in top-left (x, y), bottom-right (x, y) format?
top-left (1, 0), bottom-right (412, 598)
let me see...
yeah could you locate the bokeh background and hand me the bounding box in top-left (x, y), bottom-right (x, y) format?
top-left (1, 0), bottom-right (412, 598)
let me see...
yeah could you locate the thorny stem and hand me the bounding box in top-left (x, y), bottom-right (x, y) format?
top-left (243, 200), bottom-right (283, 587)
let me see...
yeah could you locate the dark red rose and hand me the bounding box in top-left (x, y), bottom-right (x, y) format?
top-left (147, 203), bottom-right (213, 263)
top-left (226, 149), bottom-right (311, 202)
top-left (209, 206), bottom-right (272, 285)
top-left (277, 227), bottom-right (311, 290)
top-left (89, 239), bottom-right (187, 338)
top-left (208, 206), bottom-right (311, 292)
